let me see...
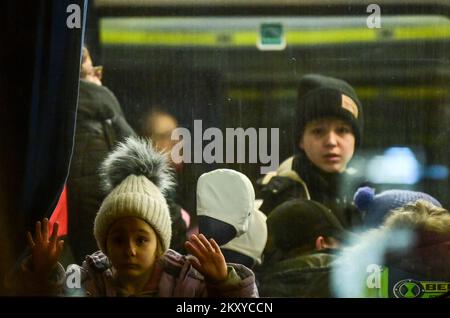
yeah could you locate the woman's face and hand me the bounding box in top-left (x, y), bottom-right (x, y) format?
top-left (299, 117), bottom-right (355, 173)
top-left (81, 55), bottom-right (102, 86)
top-left (106, 217), bottom-right (161, 280)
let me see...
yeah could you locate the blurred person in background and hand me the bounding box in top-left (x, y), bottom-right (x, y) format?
top-left (67, 47), bottom-right (136, 263)
top-left (139, 108), bottom-right (189, 252)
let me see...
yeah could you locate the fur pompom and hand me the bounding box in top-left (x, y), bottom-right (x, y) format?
top-left (100, 137), bottom-right (175, 195)
top-left (353, 186), bottom-right (375, 211)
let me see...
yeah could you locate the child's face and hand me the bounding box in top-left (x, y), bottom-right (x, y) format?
top-left (106, 217), bottom-right (160, 280)
top-left (299, 117), bottom-right (355, 173)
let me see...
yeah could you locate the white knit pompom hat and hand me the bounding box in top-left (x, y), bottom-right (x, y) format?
top-left (94, 137), bottom-right (174, 253)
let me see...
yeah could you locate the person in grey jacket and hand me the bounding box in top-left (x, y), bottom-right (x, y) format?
top-left (8, 137), bottom-right (258, 297)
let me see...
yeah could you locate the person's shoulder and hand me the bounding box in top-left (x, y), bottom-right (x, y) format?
top-left (277, 156), bottom-right (295, 173)
top-left (79, 79), bottom-right (118, 101)
top-left (79, 79), bottom-right (105, 93)
top-left (259, 156), bottom-right (297, 185)
top-left (264, 251), bottom-right (334, 273)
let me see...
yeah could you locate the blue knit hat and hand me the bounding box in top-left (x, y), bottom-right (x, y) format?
top-left (354, 187), bottom-right (442, 228)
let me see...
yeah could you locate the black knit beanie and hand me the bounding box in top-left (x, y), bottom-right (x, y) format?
top-left (295, 74), bottom-right (363, 149)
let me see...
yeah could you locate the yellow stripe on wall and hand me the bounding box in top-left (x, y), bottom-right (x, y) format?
top-left (101, 25), bottom-right (450, 46)
top-left (226, 87), bottom-right (448, 101)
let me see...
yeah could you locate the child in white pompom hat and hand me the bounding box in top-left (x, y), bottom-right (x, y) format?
top-left (8, 137), bottom-right (258, 297)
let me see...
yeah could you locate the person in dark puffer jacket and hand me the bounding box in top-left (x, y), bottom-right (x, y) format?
top-left (67, 47), bottom-right (135, 263)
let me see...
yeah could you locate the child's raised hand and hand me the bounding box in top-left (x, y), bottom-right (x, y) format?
top-left (185, 234), bottom-right (228, 283)
top-left (26, 218), bottom-right (64, 276)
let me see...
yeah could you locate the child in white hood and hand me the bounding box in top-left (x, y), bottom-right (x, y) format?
top-left (197, 169), bottom-right (267, 269)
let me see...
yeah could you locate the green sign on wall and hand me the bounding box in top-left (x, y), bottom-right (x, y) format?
top-left (258, 23), bottom-right (286, 50)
